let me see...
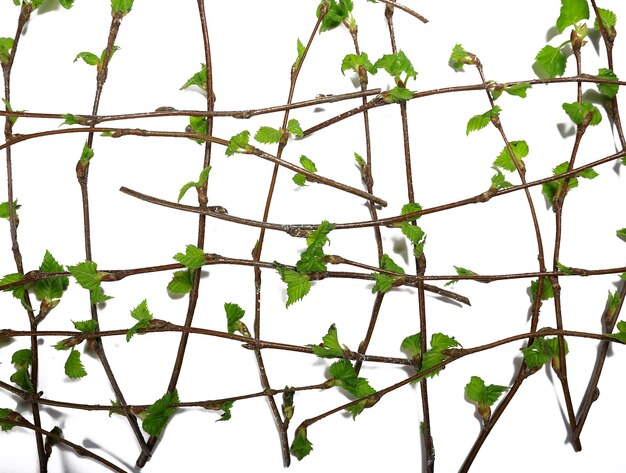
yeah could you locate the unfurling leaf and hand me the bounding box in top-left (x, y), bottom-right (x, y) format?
top-left (111, 0), bottom-right (134, 16)
top-left (287, 119), bottom-right (304, 138)
top-left (296, 220), bottom-right (334, 273)
top-left (466, 106), bottom-right (501, 135)
top-left (178, 166), bottom-right (211, 202)
top-left (449, 44), bottom-right (475, 72)
top-left (275, 263), bottom-right (311, 307)
top-left (317, 0), bottom-right (354, 33)
top-left (371, 254), bottom-right (404, 293)
top-left (562, 101), bottom-right (602, 126)
top-left (127, 299), bottom-right (154, 341)
top-left (174, 244), bottom-right (206, 270)
top-left (65, 349), bottom-right (87, 379)
top-left (225, 130), bottom-right (251, 157)
top-left (180, 64), bottom-right (207, 91)
top-left (224, 302), bottom-right (249, 336)
top-left (0, 38), bottom-right (14, 65)
top-left (521, 336), bottom-right (568, 370)
top-left (465, 376), bottom-right (508, 423)
top-left (493, 140), bottom-right (529, 172)
top-left (142, 390), bottom-right (179, 436)
top-left (291, 427), bottom-right (313, 460)
top-left (308, 324), bottom-right (345, 358)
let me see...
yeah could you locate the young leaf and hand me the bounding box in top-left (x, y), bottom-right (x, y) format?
top-left (0, 272), bottom-right (30, 310)
top-left (1, 99), bottom-right (19, 125)
top-left (385, 86), bottom-right (414, 103)
top-left (254, 126), bottom-right (283, 144)
top-left (34, 250), bottom-right (69, 303)
top-left (111, 0), bottom-right (134, 15)
top-left (534, 45), bottom-right (567, 79)
top-left (557, 262), bottom-right (574, 275)
top-left (596, 68), bottom-right (619, 98)
top-left (493, 140), bottom-right (529, 172)
top-left (466, 106), bottom-right (501, 135)
top-left (445, 266), bottom-right (478, 286)
top-left (216, 401), bottom-right (233, 422)
top-left (617, 228), bottom-right (626, 242)
top-left (556, 0), bottom-right (590, 33)
top-left (465, 376), bottom-right (508, 422)
top-left (73, 320), bottom-right (98, 333)
top-left (328, 359), bottom-right (376, 399)
top-left (44, 426), bottom-right (63, 461)
top-left (65, 349), bottom-right (87, 379)
top-left (68, 261), bottom-right (101, 291)
top-left (0, 408), bottom-right (17, 432)
top-left (180, 64), bottom-right (207, 91)
top-left (502, 83), bottom-right (532, 99)
top-left (308, 324), bottom-right (345, 358)
top-left (62, 113), bottom-right (86, 126)
top-left (225, 130), bottom-right (251, 157)
top-left (224, 302), bottom-right (246, 334)
top-left (275, 264), bottom-right (311, 307)
top-left (371, 254), bottom-right (405, 293)
top-left (287, 119), bottom-right (303, 138)
top-left (296, 220), bottom-right (334, 273)
top-left (354, 152), bottom-right (366, 169)
top-left (299, 155), bottom-right (317, 173)
top-left (416, 333), bottom-right (461, 380)
top-left (401, 333), bottom-right (421, 360)
top-left (318, 0), bottom-right (354, 33)
top-left (594, 8), bottom-right (617, 32)
top-left (293, 173), bottom-right (307, 186)
top-left (167, 269), bottom-right (194, 295)
top-left (80, 141), bottom-right (94, 165)
top-left (188, 116), bottom-right (208, 144)
top-left (374, 51), bottom-right (417, 81)
top-left (177, 166), bottom-right (211, 202)
top-left (127, 299), bottom-right (154, 341)
top-left (291, 427), bottom-right (313, 461)
top-left (0, 37), bottom-right (14, 65)
top-left (530, 278), bottom-right (554, 302)
top-left (59, 0), bottom-right (74, 8)
top-left (606, 290), bottom-right (621, 321)
top-left (490, 167), bottom-right (513, 190)
top-left (562, 101), bottom-right (602, 126)
top-left (607, 320), bottom-right (626, 343)
top-left (542, 162), bottom-right (598, 207)
top-left (521, 337), bottom-right (568, 369)
top-left (449, 43), bottom-right (475, 72)
top-left (74, 52), bottom-right (100, 66)
top-left (10, 349), bottom-right (33, 392)
top-left (174, 244), bottom-right (205, 270)
top-left (401, 202), bottom-right (422, 222)
top-left (142, 390), bottom-right (179, 436)
top-left (293, 38), bottom-right (305, 70)
top-left (341, 52), bottom-right (377, 75)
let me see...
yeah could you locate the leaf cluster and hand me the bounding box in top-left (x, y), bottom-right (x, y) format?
top-left (542, 161), bottom-right (598, 208)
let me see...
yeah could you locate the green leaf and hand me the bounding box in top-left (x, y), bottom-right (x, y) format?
top-left (293, 173), bottom-right (307, 186)
top-left (224, 302), bottom-right (245, 334)
top-left (90, 289), bottom-right (112, 304)
top-left (557, 0), bottom-right (590, 33)
top-left (503, 83), bottom-right (532, 99)
top-left (354, 152), bottom-right (366, 169)
top-left (73, 320), bottom-right (98, 333)
top-left (466, 106), bottom-right (501, 135)
top-left (254, 126), bottom-right (282, 144)
top-left (225, 130), bottom-right (251, 157)
top-left (287, 119), bottom-right (303, 138)
top-left (595, 8), bottom-right (617, 31)
top-left (174, 244), bottom-right (205, 270)
top-left (449, 43), bottom-right (474, 71)
top-left (385, 86), bottom-right (413, 103)
top-left (127, 299), bottom-right (153, 341)
top-left (596, 68), bottom-right (619, 98)
top-left (188, 116), bottom-right (208, 144)
top-left (401, 223), bottom-right (425, 254)
top-left (291, 427), bottom-right (313, 461)
top-left (417, 333), bottom-right (461, 380)
top-left (0, 200), bottom-right (19, 220)
top-left (80, 141), bottom-right (94, 165)
top-left (445, 266), bottom-right (478, 286)
top-left (557, 262), bottom-right (574, 275)
top-left (318, 0), bottom-right (354, 33)
top-left (493, 140), bottom-right (529, 172)
top-left (401, 202), bottom-right (422, 222)
top-left (294, 38), bottom-right (305, 70)
top-left (216, 401), bottom-right (233, 422)
top-left (10, 368), bottom-right (33, 392)
top-left (68, 261), bottom-right (101, 291)
top-left (275, 264), bottom-right (311, 307)
top-left (606, 290), bottom-right (621, 320)
top-left (74, 52), bottom-right (100, 66)
top-left (34, 250), bottom-right (69, 303)
top-left (328, 359), bottom-right (376, 398)
top-left (341, 52), bottom-right (377, 75)
top-left (490, 167), bottom-right (512, 190)
top-left (380, 254), bottom-right (405, 274)
top-left (11, 348), bottom-right (32, 368)
top-left (65, 349), bottom-right (87, 379)
top-left (542, 161), bottom-right (598, 207)
top-left (62, 113), bottom-right (85, 126)
top-left (177, 166), bottom-right (211, 202)
top-left (530, 278), bottom-right (554, 302)
top-left (1, 98), bottom-right (19, 125)
top-left (401, 333), bottom-right (421, 360)
top-left (111, 0), bottom-right (133, 15)
top-left (142, 390), bottom-right (179, 437)
top-left (0, 408), bottom-right (16, 431)
top-left (0, 37), bottom-right (14, 65)
top-left (299, 155), bottom-right (317, 173)
top-left (607, 320), bottom-right (626, 343)
top-left (617, 228), bottom-right (626, 242)
top-left (562, 101), bottom-right (602, 126)
top-left (167, 269), bottom-right (194, 295)
top-left (308, 324), bottom-right (345, 358)
top-left (535, 45), bottom-right (567, 79)
top-left (100, 45), bottom-right (120, 65)
top-left (295, 221), bottom-right (334, 273)
top-left (374, 51), bottom-right (417, 81)
top-left (59, 0), bottom-right (74, 8)
top-left (465, 376), bottom-right (507, 407)
top-left (372, 254), bottom-right (404, 293)
top-left (180, 64), bottom-right (207, 91)
top-left (0, 272), bottom-right (30, 310)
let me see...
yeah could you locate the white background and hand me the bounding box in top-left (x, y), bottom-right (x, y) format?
top-left (1, 0), bottom-right (626, 472)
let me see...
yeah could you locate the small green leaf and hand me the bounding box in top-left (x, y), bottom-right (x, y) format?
top-left (74, 52), bottom-right (100, 66)
top-left (296, 220), bottom-right (334, 273)
top-left (493, 140), bottom-right (529, 172)
top-left (72, 320), bottom-right (98, 333)
top-left (34, 250), bottom-right (69, 303)
top-left (188, 116), bottom-right (208, 144)
top-left (111, 0), bottom-right (133, 15)
top-left (596, 68), bottom-right (619, 98)
top-left (68, 261), bottom-right (101, 291)
top-left (374, 51), bottom-right (417, 81)
top-left (167, 269), bottom-right (194, 295)
top-left (287, 119), bottom-right (303, 138)
top-left (299, 155), bottom-right (317, 173)
top-left (445, 266), bottom-right (478, 286)
top-left (522, 337), bottom-right (568, 369)
top-left (0, 37), bottom-right (14, 65)
top-left (65, 349), bottom-right (87, 379)
top-left (401, 223), bottom-right (425, 247)
top-left (0, 200), bottom-right (19, 220)
top-left (416, 333), bottom-right (461, 380)
top-left (216, 401), bottom-right (233, 422)
top-left (225, 130), bottom-right (251, 157)
top-left (530, 278), bottom-right (554, 302)
top-left (275, 264), bottom-right (311, 307)
top-left (293, 174), bottom-right (307, 186)
top-left (328, 359), bottom-right (376, 398)
top-left (595, 8), bottom-right (617, 31)
top-left (557, 0), bottom-right (590, 33)
top-left (100, 45), bottom-right (120, 65)
top-left (503, 83), bottom-right (532, 99)
top-left (0, 408), bottom-right (16, 431)
top-left (557, 262), bottom-right (574, 275)
top-left (562, 101), bottom-right (602, 126)
top-left (308, 324), bottom-right (345, 358)
top-left (542, 161), bottom-right (598, 208)
top-left (178, 166), bottom-right (211, 202)
top-left (224, 302), bottom-right (245, 334)
top-left (294, 39), bottom-right (305, 70)
top-left (11, 349), bottom-right (32, 368)
top-left (11, 350), bottom-right (34, 391)
top-left (291, 427), bottom-right (313, 461)
top-left (490, 167), bottom-right (513, 190)
top-left (606, 290), bottom-right (621, 320)
top-left (449, 44), bottom-right (475, 71)
top-left (180, 64), bottom-right (207, 91)
top-left (385, 86), bottom-right (413, 103)
top-left (466, 106), bottom-right (501, 135)
top-left (535, 45), bottom-right (567, 79)
top-left (127, 299), bottom-right (153, 341)
top-left (62, 113), bottom-right (86, 126)
top-left (90, 289), bottom-right (112, 304)
top-left (318, 0), bottom-right (354, 33)
top-left (341, 52), bottom-right (377, 75)
top-left (607, 320), bottom-right (626, 343)
top-left (617, 228), bottom-right (626, 242)
top-left (1, 98), bottom-right (19, 125)
top-left (354, 152), bottom-right (366, 169)
top-left (465, 376), bottom-right (507, 407)
top-left (174, 244), bottom-right (205, 270)
top-left (0, 272), bottom-right (30, 310)
top-left (254, 126), bottom-right (283, 144)
top-left (401, 202), bottom-right (422, 221)
top-left (372, 254), bottom-right (404, 293)
top-left (401, 333), bottom-right (421, 360)
top-left (80, 141), bottom-right (94, 165)
top-left (142, 390), bottom-right (179, 436)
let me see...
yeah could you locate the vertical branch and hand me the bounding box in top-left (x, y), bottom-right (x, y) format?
top-left (75, 9), bottom-right (149, 459)
top-left (2, 4), bottom-right (46, 471)
top-left (136, 0), bottom-right (216, 466)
